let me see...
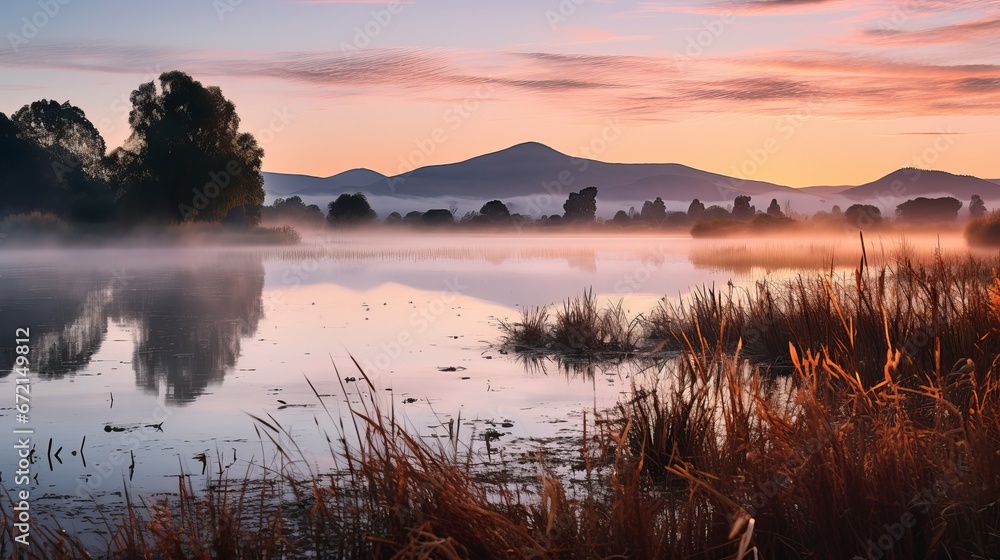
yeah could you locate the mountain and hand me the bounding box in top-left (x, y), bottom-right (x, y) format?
top-left (840, 168), bottom-right (1000, 201)
top-left (353, 142), bottom-right (801, 202)
top-left (261, 144), bottom-right (999, 216)
top-left (263, 168), bottom-right (387, 198)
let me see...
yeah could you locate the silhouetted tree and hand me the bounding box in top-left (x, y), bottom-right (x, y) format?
top-left (895, 197), bottom-right (962, 223)
top-left (687, 198), bottom-right (705, 221)
top-left (732, 195), bottom-right (755, 220)
top-left (385, 211), bottom-right (403, 224)
top-left (0, 112), bottom-right (60, 216)
top-left (701, 205), bottom-right (731, 221)
top-left (640, 197), bottom-right (667, 223)
top-left (1, 104), bottom-right (114, 223)
top-left (327, 192), bottom-right (377, 225)
top-left (610, 210), bottom-right (631, 226)
top-left (109, 71), bottom-right (265, 225)
top-left (766, 198), bottom-right (783, 217)
top-left (262, 195), bottom-right (325, 225)
top-left (422, 209), bottom-right (454, 225)
top-left (664, 211), bottom-right (691, 228)
top-left (970, 195), bottom-right (987, 218)
top-left (563, 186), bottom-right (598, 223)
top-left (831, 205), bottom-right (842, 216)
top-left (12, 100), bottom-right (106, 175)
top-left (844, 204), bottom-right (882, 228)
top-left (403, 211), bottom-right (424, 223)
top-left (480, 200), bottom-right (511, 222)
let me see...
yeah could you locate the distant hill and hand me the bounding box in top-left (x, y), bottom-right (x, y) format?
top-left (263, 168), bottom-right (387, 199)
top-left (359, 142), bottom-right (803, 202)
top-left (262, 145), bottom-right (999, 216)
top-left (797, 185), bottom-right (852, 196)
top-left (840, 168), bottom-right (1000, 201)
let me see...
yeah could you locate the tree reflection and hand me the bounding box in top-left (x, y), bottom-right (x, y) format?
top-left (0, 254), bottom-right (264, 404)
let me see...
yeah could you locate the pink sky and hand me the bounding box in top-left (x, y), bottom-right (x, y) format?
top-left (1, 0), bottom-right (998, 186)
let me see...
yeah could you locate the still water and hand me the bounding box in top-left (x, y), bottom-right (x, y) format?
top-left (0, 232), bottom-right (922, 538)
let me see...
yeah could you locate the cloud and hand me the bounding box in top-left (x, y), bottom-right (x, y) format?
top-left (860, 15), bottom-right (1000, 45)
top-left (3, 41), bottom-right (999, 120)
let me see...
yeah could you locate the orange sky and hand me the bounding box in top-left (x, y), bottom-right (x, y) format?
top-left (1, 0), bottom-right (998, 186)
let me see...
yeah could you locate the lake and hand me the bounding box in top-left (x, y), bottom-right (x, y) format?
top-left (0, 230), bottom-right (962, 543)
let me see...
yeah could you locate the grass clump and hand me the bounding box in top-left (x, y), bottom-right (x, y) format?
top-left (500, 289), bottom-right (642, 356)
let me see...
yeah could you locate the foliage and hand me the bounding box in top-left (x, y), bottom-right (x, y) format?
top-left (562, 186), bottom-right (598, 223)
top-left (896, 196), bottom-right (963, 223)
top-left (766, 198), bottom-right (783, 217)
top-left (731, 195), bottom-right (755, 220)
top-left (0, 105), bottom-right (114, 223)
top-left (639, 197), bottom-right (666, 223)
top-left (479, 199), bottom-right (511, 222)
top-left (844, 204), bottom-right (882, 228)
top-left (262, 195), bottom-right (325, 226)
top-left (966, 210), bottom-right (1000, 247)
top-left (421, 208), bottom-right (454, 225)
top-left (687, 198), bottom-right (705, 220)
top-left (110, 71), bottom-right (265, 225)
top-left (327, 192), bottom-right (377, 226)
top-left (970, 195), bottom-right (987, 218)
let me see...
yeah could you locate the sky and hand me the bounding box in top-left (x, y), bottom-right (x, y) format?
top-left (1, 0), bottom-right (998, 187)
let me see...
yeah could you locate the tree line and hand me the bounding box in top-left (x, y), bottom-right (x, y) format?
top-left (307, 187), bottom-right (987, 235)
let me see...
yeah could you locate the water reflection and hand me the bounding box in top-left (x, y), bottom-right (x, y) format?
top-left (0, 254), bottom-right (264, 403)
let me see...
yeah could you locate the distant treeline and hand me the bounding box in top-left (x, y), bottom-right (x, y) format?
top-left (270, 187), bottom-right (989, 238)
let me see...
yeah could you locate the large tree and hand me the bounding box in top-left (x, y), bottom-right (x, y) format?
top-left (11, 100), bottom-right (106, 175)
top-left (110, 71), bottom-right (264, 225)
top-left (0, 104), bottom-right (114, 223)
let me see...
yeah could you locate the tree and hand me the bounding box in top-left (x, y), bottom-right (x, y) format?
top-left (479, 200), bottom-right (511, 222)
top-left (385, 211), bottom-right (403, 224)
top-left (766, 198), bottom-right (783, 217)
top-left (687, 199), bottom-right (705, 221)
top-left (563, 186), bottom-right (598, 223)
top-left (327, 192), bottom-right (377, 225)
top-left (422, 209), bottom-right (454, 225)
top-left (970, 195), bottom-right (987, 218)
top-left (109, 71), bottom-right (265, 225)
top-left (895, 197), bottom-right (963, 223)
top-left (610, 210), bottom-right (631, 226)
top-left (262, 195), bottom-right (325, 225)
top-left (12, 99), bottom-right (106, 175)
top-left (1, 104), bottom-right (114, 223)
top-left (844, 204), bottom-right (882, 228)
top-left (640, 197), bottom-right (667, 223)
top-left (732, 195), bottom-right (756, 220)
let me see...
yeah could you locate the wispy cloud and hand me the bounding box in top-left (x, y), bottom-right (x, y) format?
top-left (3, 41), bottom-right (999, 120)
top-left (860, 14), bottom-right (1000, 45)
